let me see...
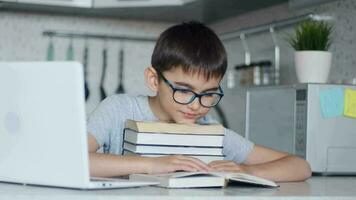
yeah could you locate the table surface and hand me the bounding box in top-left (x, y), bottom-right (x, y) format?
top-left (1, 176), bottom-right (356, 200)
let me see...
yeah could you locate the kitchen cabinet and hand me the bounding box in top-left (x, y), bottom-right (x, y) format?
top-left (93, 0), bottom-right (194, 8)
top-left (289, 0), bottom-right (337, 9)
top-left (1, 0), bottom-right (289, 23)
top-left (16, 0), bottom-right (91, 8)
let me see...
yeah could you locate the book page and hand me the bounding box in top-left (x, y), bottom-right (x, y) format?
top-left (125, 120), bottom-right (224, 135)
top-left (213, 172), bottom-right (278, 187)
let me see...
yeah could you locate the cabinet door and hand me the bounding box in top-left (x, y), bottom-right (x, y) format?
top-left (289, 0), bottom-right (337, 9)
top-left (93, 0), bottom-right (194, 8)
top-left (17, 0), bottom-right (92, 8)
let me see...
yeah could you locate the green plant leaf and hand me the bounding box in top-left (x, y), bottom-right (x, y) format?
top-left (286, 20), bottom-right (333, 51)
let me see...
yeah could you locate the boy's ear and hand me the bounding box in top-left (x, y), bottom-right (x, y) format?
top-left (144, 66), bottom-right (159, 92)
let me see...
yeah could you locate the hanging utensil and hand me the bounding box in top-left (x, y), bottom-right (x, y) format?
top-left (99, 43), bottom-right (108, 100)
top-left (239, 33), bottom-right (257, 86)
top-left (83, 39), bottom-right (90, 101)
top-left (66, 38), bottom-right (74, 61)
top-left (240, 33), bottom-right (250, 66)
top-left (116, 43), bottom-right (125, 93)
top-left (46, 36), bottom-right (55, 61)
top-left (270, 27), bottom-right (280, 85)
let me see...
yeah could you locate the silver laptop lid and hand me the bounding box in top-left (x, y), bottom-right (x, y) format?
top-left (0, 62), bottom-right (90, 188)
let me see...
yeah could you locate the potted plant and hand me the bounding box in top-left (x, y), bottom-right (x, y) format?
top-left (288, 20), bottom-right (333, 83)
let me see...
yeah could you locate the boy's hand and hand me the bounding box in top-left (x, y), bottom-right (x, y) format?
top-left (208, 160), bottom-right (250, 174)
top-left (144, 155), bottom-right (212, 174)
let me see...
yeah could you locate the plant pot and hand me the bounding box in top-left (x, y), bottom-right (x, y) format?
top-left (295, 51), bottom-right (332, 83)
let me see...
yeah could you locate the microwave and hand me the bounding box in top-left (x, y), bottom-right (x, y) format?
top-left (245, 83), bottom-right (356, 174)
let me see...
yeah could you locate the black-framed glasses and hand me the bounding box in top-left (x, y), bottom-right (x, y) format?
top-left (156, 70), bottom-right (224, 108)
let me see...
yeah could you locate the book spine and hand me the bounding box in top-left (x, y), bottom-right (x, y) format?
top-left (123, 141), bottom-right (224, 155)
top-left (123, 150), bottom-right (224, 163)
top-left (124, 131), bottom-right (224, 147)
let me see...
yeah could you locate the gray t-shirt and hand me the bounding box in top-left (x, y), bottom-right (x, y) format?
top-left (87, 94), bottom-right (254, 163)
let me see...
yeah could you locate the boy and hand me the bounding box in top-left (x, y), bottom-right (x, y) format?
top-left (87, 22), bottom-right (311, 182)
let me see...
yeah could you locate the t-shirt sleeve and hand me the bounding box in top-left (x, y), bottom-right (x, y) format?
top-left (222, 128), bottom-right (254, 164)
top-left (86, 96), bottom-right (120, 147)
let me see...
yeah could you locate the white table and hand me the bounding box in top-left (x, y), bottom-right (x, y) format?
top-left (1, 176), bottom-right (356, 200)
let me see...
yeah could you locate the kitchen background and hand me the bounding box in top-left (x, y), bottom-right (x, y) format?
top-left (0, 0), bottom-right (355, 136)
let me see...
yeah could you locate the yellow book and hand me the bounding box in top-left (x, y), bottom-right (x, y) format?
top-left (125, 120), bottom-right (224, 135)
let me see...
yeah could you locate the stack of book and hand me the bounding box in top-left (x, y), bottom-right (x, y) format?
top-left (122, 120), bottom-right (225, 163)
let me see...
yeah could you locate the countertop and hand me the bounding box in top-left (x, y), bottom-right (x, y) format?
top-left (1, 176), bottom-right (356, 200)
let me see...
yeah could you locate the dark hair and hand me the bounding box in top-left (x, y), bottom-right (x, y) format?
top-left (151, 21), bottom-right (227, 80)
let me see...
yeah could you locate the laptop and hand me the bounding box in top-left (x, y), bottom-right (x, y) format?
top-left (0, 62), bottom-right (158, 189)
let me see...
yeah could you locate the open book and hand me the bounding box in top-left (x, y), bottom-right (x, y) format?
top-left (129, 171), bottom-right (278, 188)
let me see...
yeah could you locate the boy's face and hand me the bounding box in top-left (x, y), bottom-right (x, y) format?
top-left (154, 67), bottom-right (222, 124)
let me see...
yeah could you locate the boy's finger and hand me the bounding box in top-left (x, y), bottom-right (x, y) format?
top-left (208, 160), bottom-right (232, 167)
top-left (181, 156), bottom-right (212, 171)
top-left (177, 159), bottom-right (209, 172)
top-left (175, 164), bottom-right (198, 172)
top-left (174, 162), bottom-right (200, 172)
top-left (179, 160), bottom-right (206, 171)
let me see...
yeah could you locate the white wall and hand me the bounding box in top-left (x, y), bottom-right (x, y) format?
top-left (0, 11), bottom-right (172, 113)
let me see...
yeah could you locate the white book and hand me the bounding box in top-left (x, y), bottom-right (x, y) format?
top-left (124, 129), bottom-right (224, 147)
top-left (123, 142), bottom-right (223, 155)
top-left (123, 150), bottom-right (224, 163)
top-left (125, 120), bottom-right (224, 135)
top-left (129, 172), bottom-right (279, 188)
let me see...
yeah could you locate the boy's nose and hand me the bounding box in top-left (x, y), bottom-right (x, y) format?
top-left (188, 97), bottom-right (201, 110)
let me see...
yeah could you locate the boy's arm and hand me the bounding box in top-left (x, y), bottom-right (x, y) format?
top-left (88, 134), bottom-right (211, 177)
top-left (209, 144), bottom-right (312, 182)
top-left (244, 144), bottom-right (311, 181)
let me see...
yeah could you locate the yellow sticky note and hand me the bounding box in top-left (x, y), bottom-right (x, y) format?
top-left (344, 88), bottom-right (356, 118)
